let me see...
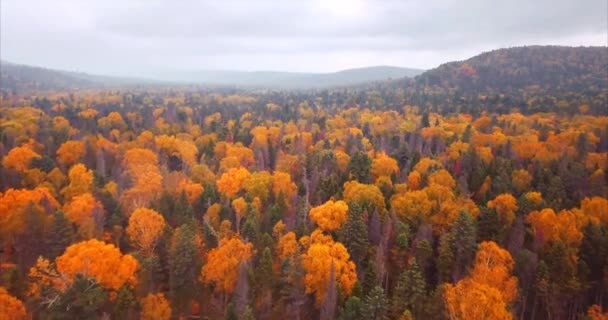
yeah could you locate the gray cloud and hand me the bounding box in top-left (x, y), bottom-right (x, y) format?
top-left (1, 0), bottom-right (606, 76)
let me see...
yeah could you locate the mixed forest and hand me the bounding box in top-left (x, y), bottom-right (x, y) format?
top-left (0, 46), bottom-right (607, 320)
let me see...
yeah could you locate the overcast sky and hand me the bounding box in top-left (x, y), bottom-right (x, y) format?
top-left (1, 0), bottom-right (606, 76)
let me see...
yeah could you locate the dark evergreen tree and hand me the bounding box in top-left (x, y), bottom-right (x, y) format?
top-left (451, 211), bottom-right (477, 281)
top-left (361, 285), bottom-right (389, 320)
top-left (348, 151), bottom-right (372, 183)
top-left (340, 203), bottom-right (369, 268)
top-left (169, 223), bottom-right (199, 314)
top-left (46, 275), bottom-right (107, 320)
top-left (391, 260), bottom-right (426, 319)
top-left (46, 210), bottom-right (75, 260)
top-left (339, 296), bottom-right (362, 320)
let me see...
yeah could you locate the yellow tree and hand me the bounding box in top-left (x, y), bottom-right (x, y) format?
top-left (0, 287), bottom-right (27, 320)
top-left (0, 187), bottom-right (59, 242)
top-left (511, 169), bottom-right (532, 194)
top-left (2, 145), bottom-right (41, 173)
top-left (302, 230), bottom-right (357, 306)
top-left (277, 232), bottom-right (299, 260)
top-left (407, 171), bottom-right (422, 190)
top-left (343, 180), bottom-right (385, 210)
top-left (309, 200), bottom-right (349, 231)
top-left (56, 239), bottom-right (138, 291)
top-left (444, 241), bottom-right (517, 320)
top-left (487, 194), bottom-right (518, 226)
top-left (126, 208), bottom-right (166, 255)
top-left (63, 192), bottom-right (104, 239)
top-left (244, 171), bottom-right (273, 203)
top-left (140, 293), bottom-right (171, 320)
top-left (427, 169), bottom-right (456, 189)
top-left (122, 148), bottom-right (162, 212)
top-left (371, 152), bottom-right (399, 181)
top-left (56, 140), bottom-right (85, 167)
top-left (272, 171), bottom-right (297, 202)
top-left (231, 197), bottom-right (248, 233)
top-left (201, 237), bottom-right (254, 294)
top-left (216, 167), bottom-right (251, 198)
top-left (391, 190), bottom-right (434, 223)
top-left (61, 164), bottom-right (94, 200)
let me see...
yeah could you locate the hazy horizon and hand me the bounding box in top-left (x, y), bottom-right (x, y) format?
top-left (1, 0), bottom-right (607, 78)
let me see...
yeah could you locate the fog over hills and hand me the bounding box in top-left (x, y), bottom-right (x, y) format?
top-left (0, 61), bottom-right (423, 92)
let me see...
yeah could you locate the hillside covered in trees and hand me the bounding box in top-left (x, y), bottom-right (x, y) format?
top-left (0, 46), bottom-right (607, 320)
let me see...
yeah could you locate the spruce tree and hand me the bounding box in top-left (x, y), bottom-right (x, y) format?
top-left (361, 285), bottom-right (389, 320)
top-left (451, 211), bottom-right (477, 281)
top-left (348, 151), bottom-right (371, 183)
top-left (169, 223), bottom-right (199, 314)
top-left (46, 210), bottom-right (75, 260)
top-left (340, 203), bottom-right (369, 268)
top-left (391, 260), bottom-right (426, 318)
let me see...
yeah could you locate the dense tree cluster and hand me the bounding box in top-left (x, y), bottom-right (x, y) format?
top-left (0, 82), bottom-right (606, 320)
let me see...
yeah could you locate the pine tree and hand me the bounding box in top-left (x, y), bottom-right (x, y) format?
top-left (169, 223), bottom-right (199, 314)
top-left (437, 232), bottom-right (455, 284)
top-left (339, 296), bottom-right (362, 320)
top-left (340, 203), bottom-right (369, 268)
top-left (113, 285), bottom-right (136, 319)
top-left (348, 152), bottom-right (371, 183)
top-left (391, 260), bottom-right (426, 318)
top-left (362, 260), bottom-right (378, 295)
top-left (361, 285), bottom-right (389, 320)
top-left (46, 210), bottom-right (75, 260)
top-left (477, 206), bottom-right (501, 242)
top-left (451, 211), bottom-right (477, 281)
top-left (257, 247), bottom-right (274, 289)
top-left (225, 302), bottom-right (238, 320)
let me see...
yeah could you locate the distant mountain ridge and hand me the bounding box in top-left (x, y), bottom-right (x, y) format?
top-left (0, 61), bottom-right (424, 92)
top-left (161, 66), bottom-right (424, 88)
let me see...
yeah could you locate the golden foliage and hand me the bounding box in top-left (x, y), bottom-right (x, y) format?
top-left (277, 232), bottom-right (298, 260)
top-left (302, 230), bottom-right (357, 306)
top-left (343, 180), bottom-right (385, 209)
top-left (444, 241), bottom-right (517, 320)
top-left (391, 190), bottom-right (434, 222)
top-left (244, 171), bottom-right (273, 203)
top-left (272, 171), bottom-right (297, 201)
top-left (428, 169), bottom-right (456, 189)
top-left (127, 208), bottom-right (166, 255)
top-left (309, 200), bottom-right (349, 231)
top-left (140, 293), bottom-right (172, 320)
top-left (201, 237), bottom-right (254, 294)
top-left (61, 164), bottom-right (94, 200)
top-left (371, 152), bottom-right (399, 180)
top-left (56, 140), bottom-right (85, 167)
top-left (0, 287), bottom-right (27, 320)
top-left (512, 169), bottom-right (532, 193)
top-left (2, 145), bottom-right (41, 173)
top-left (487, 193), bottom-right (518, 225)
top-left (63, 192), bottom-right (104, 239)
top-left (526, 208), bottom-right (583, 246)
top-left (216, 167), bottom-right (251, 198)
top-left (56, 239), bottom-right (138, 291)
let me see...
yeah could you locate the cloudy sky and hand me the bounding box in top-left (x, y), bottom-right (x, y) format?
top-left (1, 0), bottom-right (606, 76)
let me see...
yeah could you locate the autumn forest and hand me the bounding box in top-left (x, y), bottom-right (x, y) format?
top-left (0, 46), bottom-right (607, 320)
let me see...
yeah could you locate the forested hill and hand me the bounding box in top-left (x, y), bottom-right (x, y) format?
top-left (0, 61), bottom-right (162, 93)
top-left (393, 46), bottom-right (608, 115)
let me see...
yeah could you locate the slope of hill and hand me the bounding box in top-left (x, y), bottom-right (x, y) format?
top-left (395, 46), bottom-right (608, 114)
top-left (0, 61), bottom-right (166, 93)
